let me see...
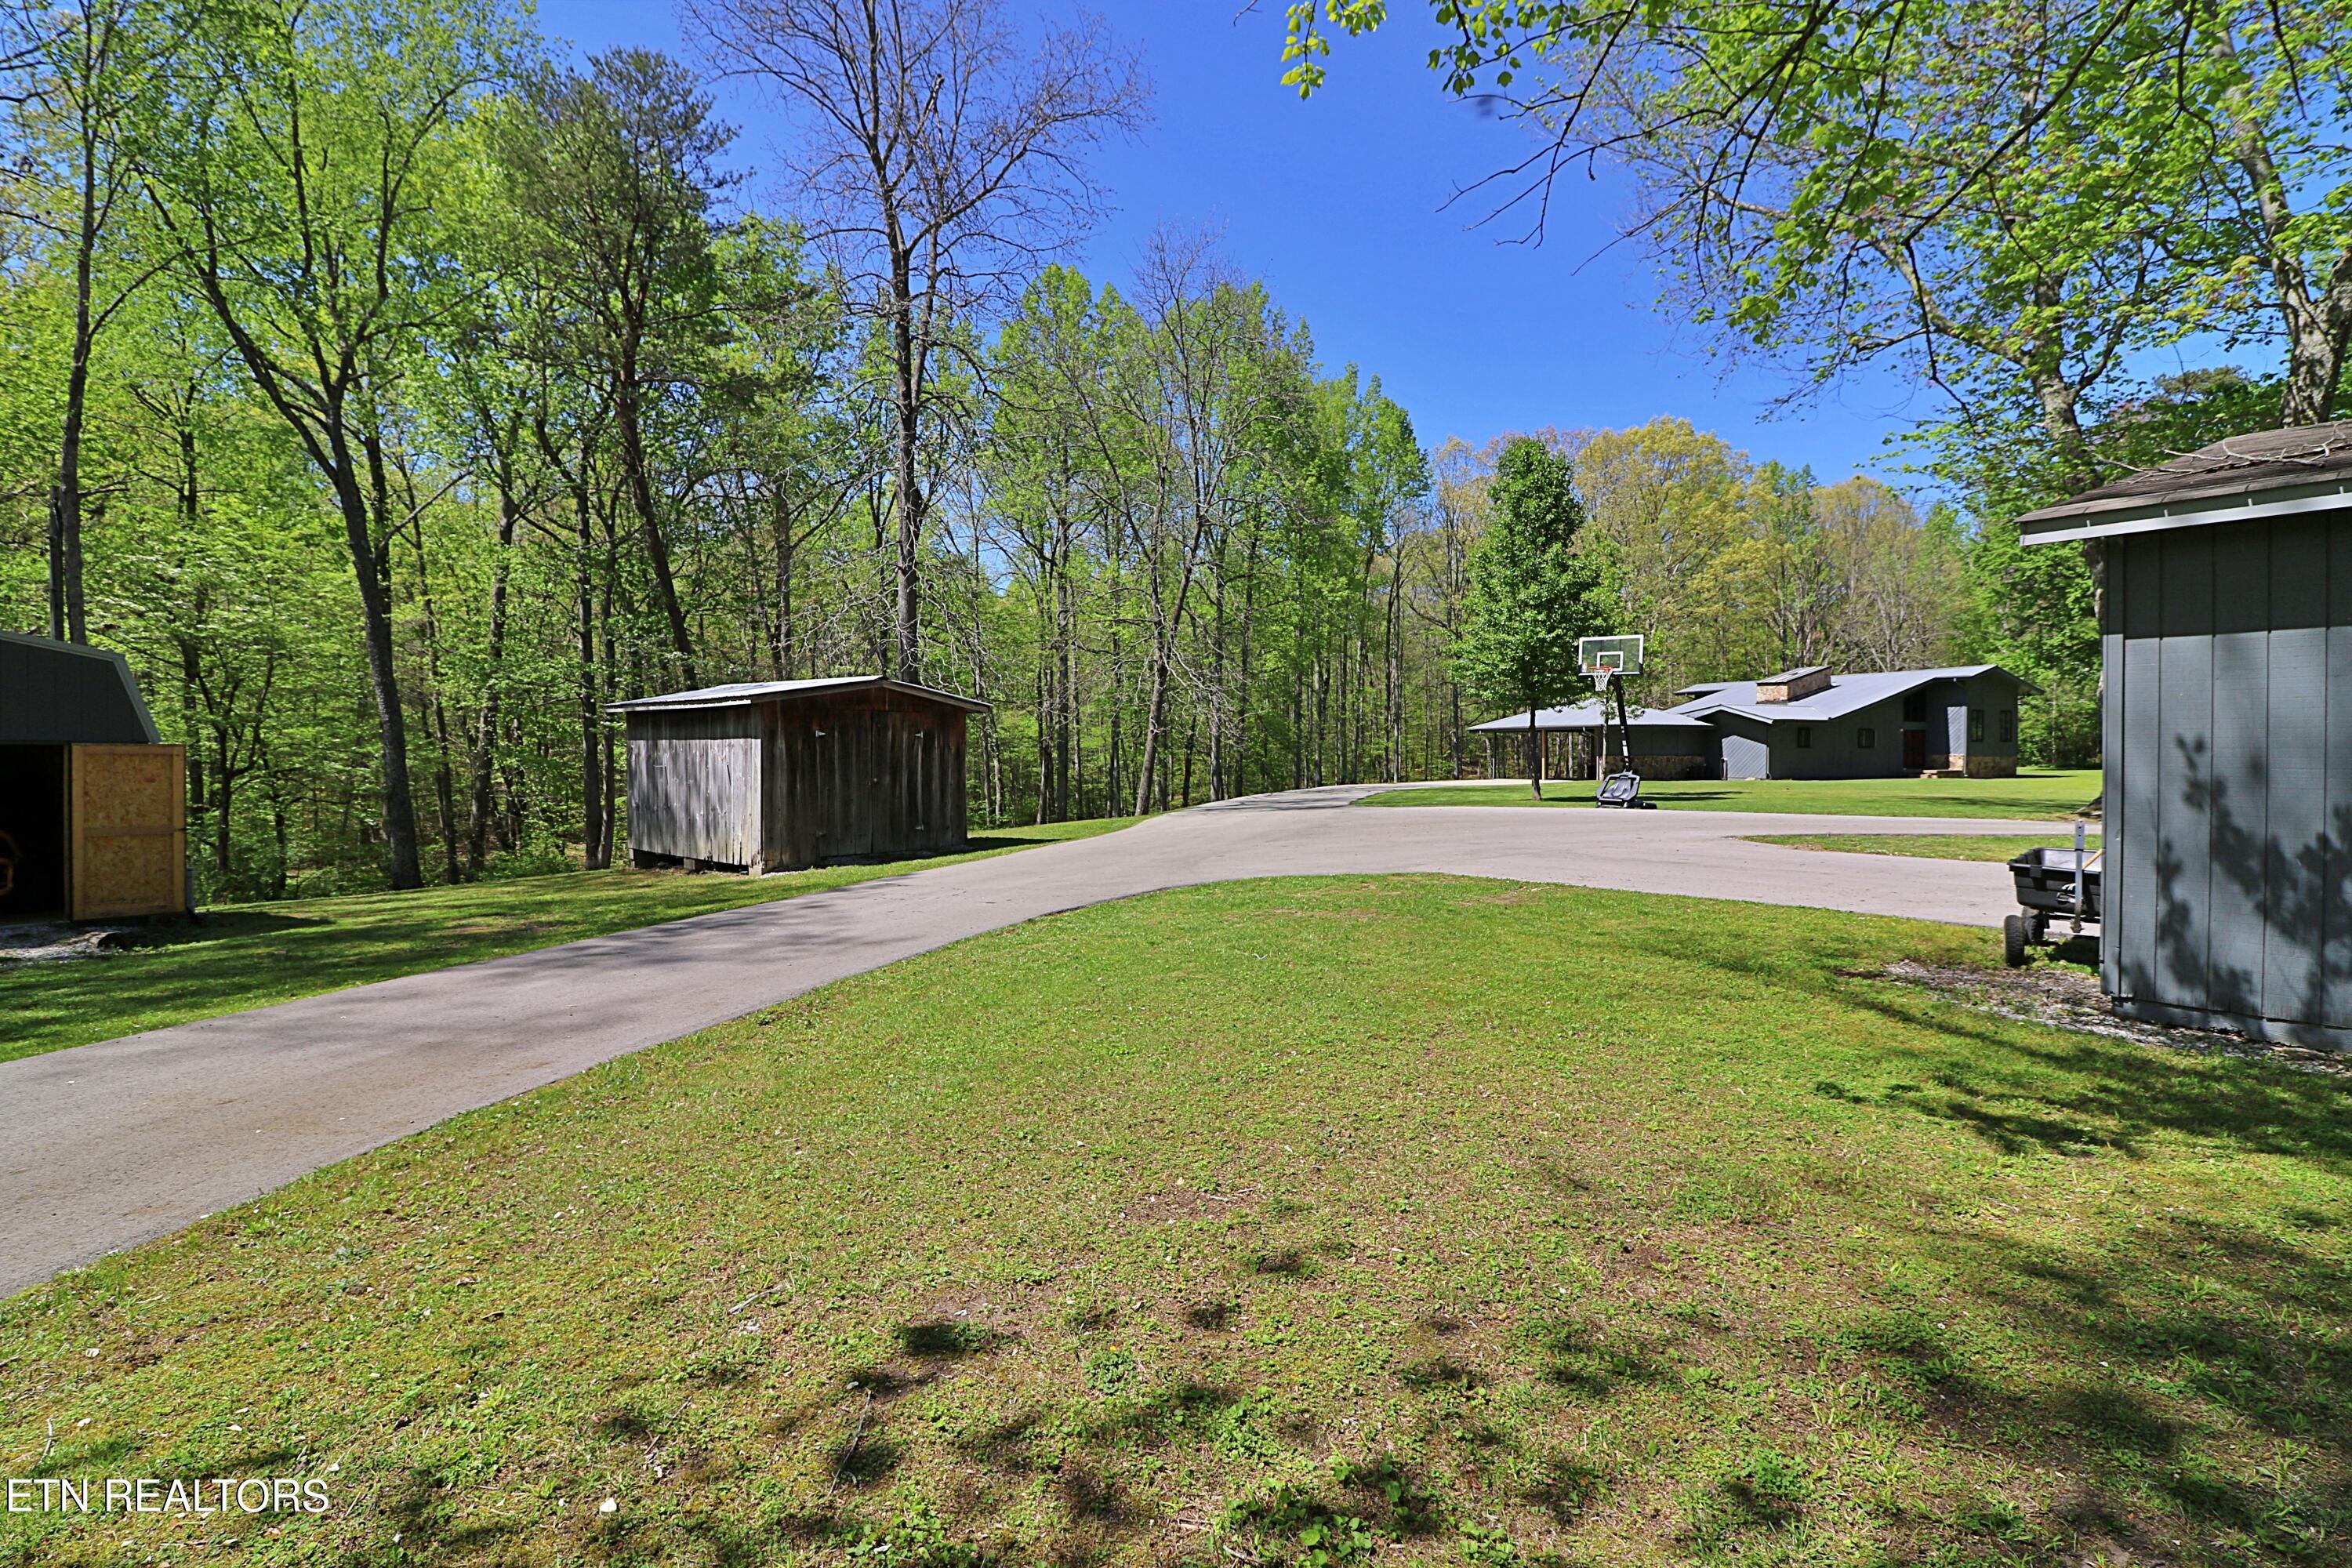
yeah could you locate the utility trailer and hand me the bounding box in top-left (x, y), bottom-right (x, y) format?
top-left (2003, 839), bottom-right (2101, 967)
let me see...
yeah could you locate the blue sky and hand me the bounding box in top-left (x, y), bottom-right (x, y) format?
top-left (538, 1), bottom-right (1940, 487)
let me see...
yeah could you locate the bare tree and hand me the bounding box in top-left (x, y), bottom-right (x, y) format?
top-left (684, 0), bottom-right (1147, 682)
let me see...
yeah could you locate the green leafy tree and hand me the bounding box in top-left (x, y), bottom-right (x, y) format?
top-left (134, 0), bottom-right (517, 890)
top-left (1452, 436), bottom-right (1602, 798)
top-left (497, 46), bottom-right (737, 688)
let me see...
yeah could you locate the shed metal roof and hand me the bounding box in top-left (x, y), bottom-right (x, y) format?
top-left (1671, 664), bottom-right (2028, 724)
top-left (1468, 700), bottom-right (1715, 734)
top-left (2016, 422), bottom-right (2352, 543)
top-left (0, 628), bottom-right (161, 744)
top-left (606, 675), bottom-right (991, 715)
top-left (608, 676), bottom-right (991, 714)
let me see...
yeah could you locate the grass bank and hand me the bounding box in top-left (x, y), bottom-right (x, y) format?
top-left (1746, 832), bottom-right (2103, 863)
top-left (4, 877), bottom-right (2343, 1566)
top-left (1362, 770), bottom-right (2100, 820)
top-left (0, 819), bottom-right (1132, 1063)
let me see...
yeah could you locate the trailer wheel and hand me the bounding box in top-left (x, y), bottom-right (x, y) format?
top-left (2002, 913), bottom-right (2031, 967)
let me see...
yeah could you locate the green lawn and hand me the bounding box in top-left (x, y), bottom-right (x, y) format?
top-left (0, 820), bottom-right (1132, 1064)
top-left (1746, 832), bottom-right (2102, 864)
top-left (5, 877), bottom-right (2343, 1566)
top-left (1361, 770), bottom-right (2100, 820)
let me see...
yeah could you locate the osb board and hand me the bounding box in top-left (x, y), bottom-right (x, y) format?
top-left (71, 743), bottom-right (187, 919)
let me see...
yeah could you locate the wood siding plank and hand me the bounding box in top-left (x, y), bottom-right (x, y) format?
top-left (2209, 528), bottom-right (2270, 1018)
top-left (2155, 528), bottom-right (2214, 1013)
top-left (2264, 519), bottom-right (2328, 1023)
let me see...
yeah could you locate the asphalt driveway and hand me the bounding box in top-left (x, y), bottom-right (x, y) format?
top-left (0, 784), bottom-right (2060, 1297)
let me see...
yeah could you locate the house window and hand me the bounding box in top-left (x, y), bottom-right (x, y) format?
top-left (1968, 708), bottom-right (1986, 742)
top-left (1998, 709), bottom-right (2016, 743)
top-left (1795, 726), bottom-right (1814, 749)
top-left (1903, 692), bottom-right (1926, 722)
top-left (1857, 727), bottom-right (1875, 749)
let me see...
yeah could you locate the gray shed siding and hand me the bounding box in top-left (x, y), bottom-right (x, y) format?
top-left (625, 705), bottom-right (764, 867)
top-left (2102, 512), bottom-right (2352, 1043)
top-left (621, 684), bottom-right (975, 873)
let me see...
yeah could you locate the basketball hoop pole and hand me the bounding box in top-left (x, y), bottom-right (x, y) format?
top-left (1592, 666), bottom-right (1620, 775)
top-left (1577, 635), bottom-right (1645, 782)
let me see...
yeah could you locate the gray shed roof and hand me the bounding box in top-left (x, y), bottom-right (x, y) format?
top-left (0, 629), bottom-right (161, 744)
top-left (2016, 422), bottom-right (2352, 543)
top-left (1469, 700), bottom-right (1715, 734)
top-left (1671, 664), bottom-right (2027, 724)
top-left (607, 675), bottom-right (991, 715)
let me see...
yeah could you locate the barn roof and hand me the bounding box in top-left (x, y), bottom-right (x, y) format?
top-left (1671, 665), bottom-right (2029, 724)
top-left (0, 629), bottom-right (160, 744)
top-left (607, 675), bottom-right (991, 715)
top-left (1468, 700), bottom-right (1714, 734)
top-left (2016, 421), bottom-right (2352, 543)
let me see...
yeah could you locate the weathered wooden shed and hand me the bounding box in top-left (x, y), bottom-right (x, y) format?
top-left (0, 629), bottom-right (189, 920)
top-left (2018, 423), bottom-right (2352, 1049)
top-left (608, 677), bottom-right (989, 873)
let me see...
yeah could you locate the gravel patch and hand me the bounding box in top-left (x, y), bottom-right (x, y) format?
top-left (0, 922), bottom-right (138, 964)
top-left (1882, 958), bottom-right (2348, 1076)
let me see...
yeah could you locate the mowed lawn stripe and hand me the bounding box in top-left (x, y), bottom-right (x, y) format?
top-left (2, 877), bottom-right (2344, 1566)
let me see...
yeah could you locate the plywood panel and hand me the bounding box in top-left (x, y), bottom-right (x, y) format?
top-left (69, 743), bottom-right (187, 919)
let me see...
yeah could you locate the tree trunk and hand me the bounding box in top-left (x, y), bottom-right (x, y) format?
top-left (615, 372), bottom-right (697, 686)
top-left (48, 112), bottom-right (103, 644)
top-left (889, 257), bottom-right (925, 681)
top-left (466, 485), bottom-right (521, 873)
top-left (1526, 702), bottom-right (1543, 800)
top-left (327, 427), bottom-right (423, 890)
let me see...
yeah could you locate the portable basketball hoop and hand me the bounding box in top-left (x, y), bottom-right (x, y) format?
top-left (1577, 636), bottom-right (1649, 805)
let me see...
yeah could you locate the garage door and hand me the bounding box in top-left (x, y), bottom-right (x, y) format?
top-left (1721, 732), bottom-right (1770, 780)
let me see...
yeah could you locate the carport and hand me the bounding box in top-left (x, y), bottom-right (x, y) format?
top-left (1468, 700), bottom-right (1717, 780)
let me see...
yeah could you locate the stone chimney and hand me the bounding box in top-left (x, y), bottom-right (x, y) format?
top-left (1755, 666), bottom-right (1831, 703)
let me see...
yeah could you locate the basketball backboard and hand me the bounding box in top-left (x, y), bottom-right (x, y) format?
top-left (1578, 634), bottom-right (1645, 677)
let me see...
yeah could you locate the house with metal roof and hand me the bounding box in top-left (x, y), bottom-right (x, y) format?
top-left (1471, 663), bottom-right (2031, 782)
top-left (608, 676), bottom-right (989, 873)
top-left (2016, 419), bottom-right (2352, 1049)
top-left (1670, 663), bottom-right (2032, 779)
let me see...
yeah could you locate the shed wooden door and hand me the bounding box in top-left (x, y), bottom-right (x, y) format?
top-left (1901, 728), bottom-right (1926, 769)
top-left (69, 743), bottom-right (187, 918)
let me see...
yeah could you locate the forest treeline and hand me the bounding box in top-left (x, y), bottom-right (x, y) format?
top-left (2, 0), bottom-right (2086, 902)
